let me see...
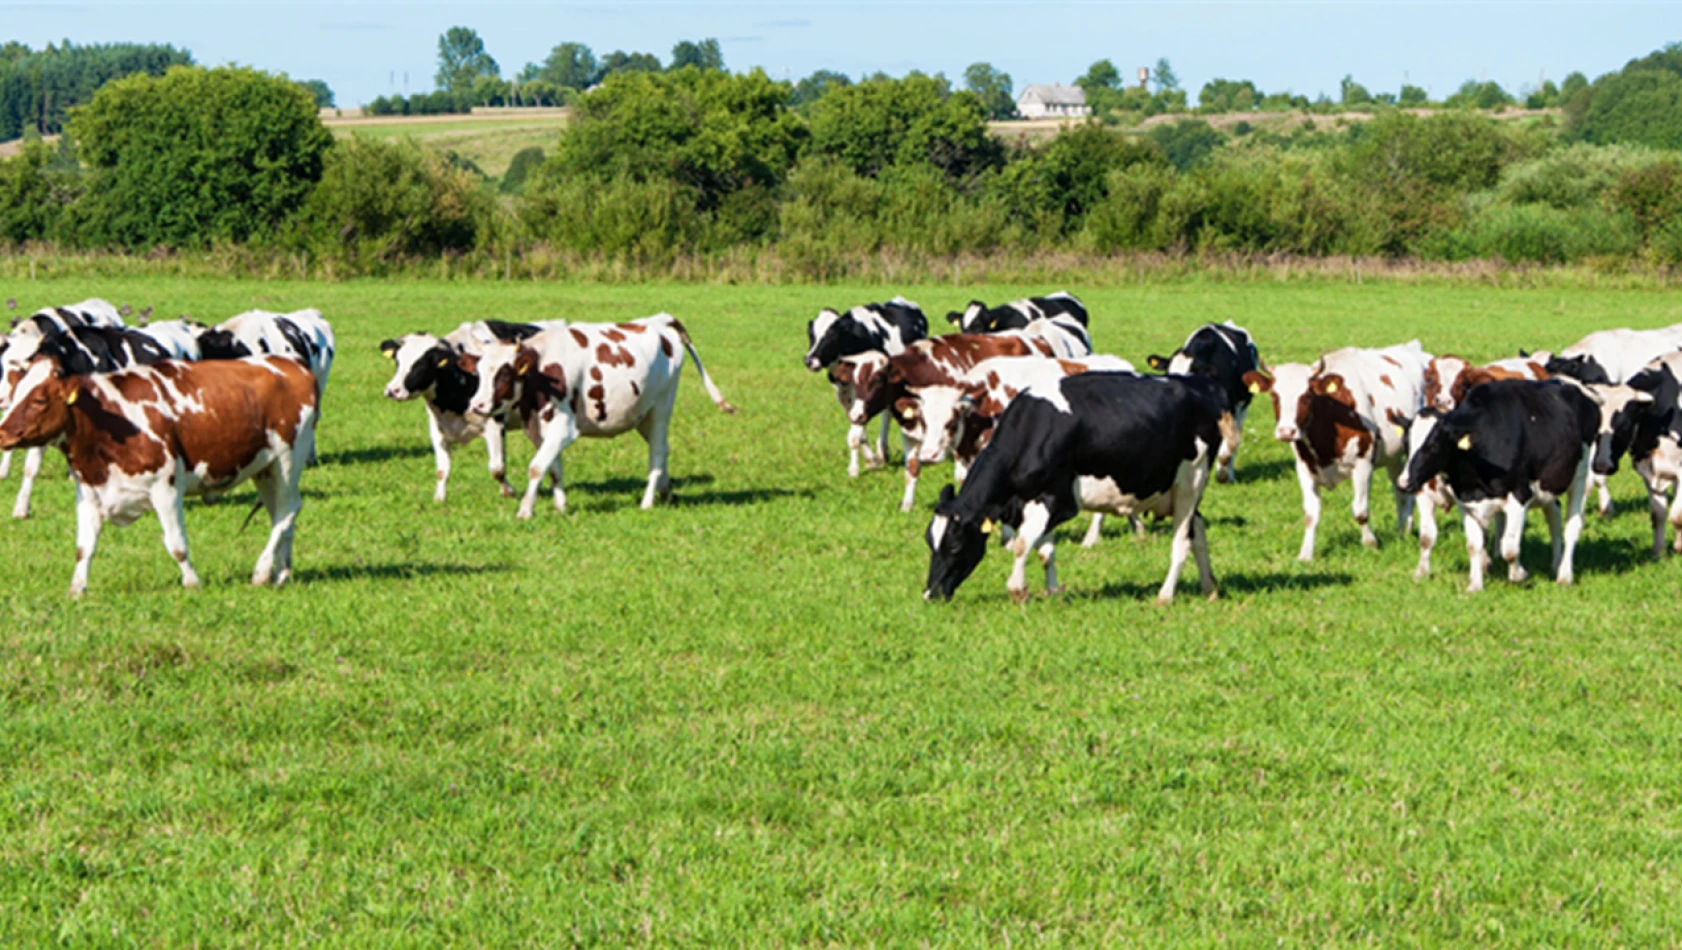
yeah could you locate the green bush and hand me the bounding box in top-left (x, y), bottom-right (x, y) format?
top-left (520, 169), bottom-right (699, 260)
top-left (299, 136), bottom-right (492, 265)
top-left (1432, 202), bottom-right (1639, 263)
top-left (1569, 44), bottom-right (1682, 149)
top-left (0, 139), bottom-right (80, 244)
top-left (1148, 119), bottom-right (1224, 171)
top-left (1081, 163), bottom-right (1177, 251)
top-left (70, 65), bottom-right (332, 249)
top-left (500, 146), bottom-right (545, 194)
top-left (1611, 158), bottom-right (1682, 239)
top-left (1497, 142), bottom-right (1670, 210)
top-left (777, 158), bottom-right (885, 276)
top-left (987, 124), bottom-right (1165, 236)
top-left (806, 73), bottom-right (1001, 180)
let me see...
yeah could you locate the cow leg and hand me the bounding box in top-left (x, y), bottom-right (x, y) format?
top-left (0, 449), bottom-right (10, 479)
top-left (1005, 501), bottom-right (1054, 603)
top-left (1498, 496), bottom-right (1530, 583)
top-left (1352, 454), bottom-right (1378, 548)
top-left (1294, 456), bottom-right (1321, 562)
top-left (876, 415), bottom-right (891, 469)
top-left (1081, 513), bottom-right (1104, 548)
top-left (1414, 491), bottom-right (1438, 581)
top-left (846, 424), bottom-right (865, 478)
top-left (1557, 454), bottom-right (1590, 586)
top-left (485, 415), bottom-right (515, 499)
top-left (12, 446), bottom-right (42, 519)
top-left (426, 408), bottom-right (453, 503)
top-left (251, 471), bottom-right (301, 587)
top-left (68, 485), bottom-right (103, 598)
top-left (1595, 473), bottom-right (1613, 519)
top-left (1392, 457), bottom-right (1416, 536)
top-left (1158, 484), bottom-right (1199, 605)
top-left (1191, 512), bottom-right (1218, 600)
top-left (1462, 508), bottom-right (1488, 593)
top-left (519, 414), bottom-right (578, 520)
top-left (899, 434), bottom-right (922, 513)
top-left (1542, 498), bottom-right (1565, 577)
top-left (150, 470), bottom-right (200, 589)
top-left (637, 401), bottom-right (675, 509)
top-left (1667, 485), bottom-right (1682, 554)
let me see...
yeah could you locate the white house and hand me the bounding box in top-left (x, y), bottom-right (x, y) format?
top-left (1015, 84), bottom-right (1090, 119)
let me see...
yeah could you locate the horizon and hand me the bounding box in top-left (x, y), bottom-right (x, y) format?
top-left (0, 2), bottom-right (1675, 107)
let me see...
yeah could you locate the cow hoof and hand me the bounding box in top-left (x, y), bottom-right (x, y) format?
top-left (1045, 585), bottom-right (1066, 598)
top-left (1008, 587), bottom-right (1031, 604)
top-left (847, 465), bottom-right (860, 479)
top-left (500, 484), bottom-right (516, 499)
top-left (1556, 576), bottom-right (1574, 587)
top-left (516, 508), bottom-right (535, 521)
top-left (1413, 567), bottom-right (1430, 582)
top-left (1361, 535), bottom-right (1379, 550)
top-left (1154, 594), bottom-right (1174, 607)
top-left (1204, 588), bottom-right (1220, 602)
top-left (10, 511), bottom-right (27, 521)
top-left (1215, 468), bottom-right (1233, 485)
top-left (67, 585), bottom-right (84, 599)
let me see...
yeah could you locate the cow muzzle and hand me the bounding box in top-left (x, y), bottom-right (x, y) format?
top-left (385, 384), bottom-right (409, 401)
top-left (804, 357), bottom-right (823, 372)
top-left (1274, 424), bottom-right (1299, 442)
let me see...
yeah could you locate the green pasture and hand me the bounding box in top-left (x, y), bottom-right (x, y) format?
top-left (332, 118), bottom-right (566, 178)
top-left (3, 277), bottom-right (1682, 945)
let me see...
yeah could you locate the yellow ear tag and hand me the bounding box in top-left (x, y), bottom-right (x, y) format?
top-left (517, 362), bottom-right (529, 376)
top-left (1457, 434), bottom-right (1472, 451)
top-left (1247, 381), bottom-right (1261, 395)
top-left (1324, 381), bottom-right (1339, 394)
top-left (64, 389), bottom-right (78, 406)
top-left (980, 518), bottom-right (995, 535)
top-left (436, 357), bottom-right (449, 368)
top-left (1394, 423), bottom-right (1405, 437)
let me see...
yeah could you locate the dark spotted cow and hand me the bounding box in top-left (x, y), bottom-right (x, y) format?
top-left (0, 352), bottom-right (318, 595)
top-left (1397, 380), bottom-right (1598, 592)
top-left (805, 297), bottom-right (929, 475)
top-left (466, 314), bottom-right (736, 518)
top-left (1581, 353), bottom-right (1682, 556)
top-left (945, 292), bottom-right (1088, 333)
top-left (924, 372), bottom-right (1234, 605)
top-left (197, 308), bottom-right (336, 405)
top-left (1145, 321), bottom-right (1264, 483)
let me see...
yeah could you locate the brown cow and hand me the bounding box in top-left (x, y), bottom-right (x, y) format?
top-left (0, 354), bottom-right (318, 596)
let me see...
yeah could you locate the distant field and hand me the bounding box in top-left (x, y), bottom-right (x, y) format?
top-left (3, 278), bottom-right (1682, 943)
top-left (324, 109), bottom-right (568, 178)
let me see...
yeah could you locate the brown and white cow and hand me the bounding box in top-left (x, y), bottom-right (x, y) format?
top-left (0, 353), bottom-right (318, 595)
top-left (1244, 341), bottom-right (1433, 561)
top-left (465, 314), bottom-right (735, 519)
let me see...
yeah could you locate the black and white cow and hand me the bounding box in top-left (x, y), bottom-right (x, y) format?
top-left (805, 297), bottom-right (929, 474)
top-left (1583, 353), bottom-right (1682, 556)
top-left (380, 319), bottom-right (567, 502)
top-left (945, 292), bottom-right (1089, 333)
top-left (1396, 380), bottom-right (1598, 592)
top-left (1146, 321), bottom-right (1264, 483)
top-left (923, 372), bottom-right (1234, 605)
top-left (4, 325), bottom-right (180, 518)
top-left (131, 320), bottom-right (206, 360)
top-left (198, 309), bottom-right (336, 404)
top-left (0, 300), bottom-right (127, 492)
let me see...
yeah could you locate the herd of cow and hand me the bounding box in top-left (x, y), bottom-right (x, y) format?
top-left (800, 293), bottom-right (1682, 603)
top-left (3, 292), bottom-right (1682, 603)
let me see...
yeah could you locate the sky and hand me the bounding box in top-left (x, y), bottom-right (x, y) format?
top-left (1, 1), bottom-right (1677, 107)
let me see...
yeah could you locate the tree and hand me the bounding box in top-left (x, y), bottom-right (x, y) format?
top-left (1445, 79), bottom-right (1513, 110)
top-left (1199, 78), bottom-right (1259, 112)
top-left (1560, 71), bottom-right (1590, 99)
top-left (1567, 45), bottom-right (1682, 149)
top-left (669, 38), bottom-right (724, 72)
top-left (1147, 118), bottom-right (1221, 171)
top-left (1524, 79), bottom-right (1560, 109)
top-left (539, 41), bottom-right (597, 89)
top-left (1076, 59), bottom-right (1122, 94)
top-left (301, 136), bottom-right (489, 261)
top-left (1340, 75), bottom-right (1372, 106)
top-left (963, 62), bottom-right (1015, 120)
top-left (1151, 58), bottom-right (1179, 93)
top-left (1399, 84), bottom-right (1428, 106)
top-left (435, 26), bottom-right (498, 95)
top-left (0, 41), bottom-right (193, 140)
top-left (70, 65), bottom-right (332, 248)
top-left (597, 50), bottom-right (661, 81)
top-left (299, 78), bottom-right (334, 108)
top-left (806, 73), bottom-right (1001, 180)
top-left (790, 69), bottom-right (850, 111)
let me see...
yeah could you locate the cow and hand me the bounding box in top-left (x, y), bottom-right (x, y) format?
top-left (2, 325), bottom-right (182, 519)
top-left (1145, 321), bottom-right (1265, 484)
top-left (197, 308), bottom-right (336, 403)
top-left (1396, 380), bottom-right (1598, 592)
top-left (804, 297), bottom-right (928, 475)
top-left (1541, 325), bottom-right (1682, 517)
top-left (465, 314), bottom-right (736, 519)
top-left (0, 352), bottom-right (318, 595)
top-left (1244, 341), bottom-right (1433, 561)
top-left (897, 352), bottom-right (1134, 537)
top-left (379, 319), bottom-right (569, 502)
top-left (4, 298), bottom-right (124, 337)
top-left (0, 301), bottom-right (127, 490)
top-left (1581, 354), bottom-right (1682, 557)
top-left (131, 320), bottom-right (206, 361)
top-left (945, 292), bottom-right (1089, 333)
top-left (826, 352), bottom-right (916, 480)
top-left (923, 372), bottom-right (1234, 605)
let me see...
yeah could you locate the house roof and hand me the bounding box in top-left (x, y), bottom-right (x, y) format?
top-left (1017, 84), bottom-right (1087, 106)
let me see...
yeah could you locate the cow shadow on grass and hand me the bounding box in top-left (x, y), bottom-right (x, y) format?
top-left (1563, 535), bottom-right (1649, 578)
top-left (1069, 569), bottom-right (1352, 602)
top-left (317, 444), bottom-right (433, 467)
top-left (1230, 458), bottom-right (1297, 483)
top-left (564, 474), bottom-right (814, 512)
top-left (292, 561), bottom-right (514, 584)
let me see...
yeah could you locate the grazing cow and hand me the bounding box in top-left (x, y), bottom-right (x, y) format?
top-left (379, 319), bottom-right (568, 502)
top-left (1244, 341), bottom-right (1433, 561)
top-left (1583, 354), bottom-right (1682, 556)
top-left (804, 297), bottom-right (928, 474)
top-left (465, 314), bottom-right (736, 518)
top-left (131, 320), bottom-right (206, 360)
top-left (945, 292), bottom-right (1089, 333)
top-left (1397, 380), bottom-right (1598, 592)
top-left (0, 353), bottom-right (318, 595)
top-left (0, 301), bottom-right (126, 490)
top-left (923, 372), bottom-right (1234, 604)
top-left (5, 298), bottom-right (124, 337)
top-left (1145, 321), bottom-right (1265, 483)
top-left (198, 308), bottom-right (336, 403)
top-left (2, 325), bottom-right (181, 519)
top-left (826, 352), bottom-right (915, 479)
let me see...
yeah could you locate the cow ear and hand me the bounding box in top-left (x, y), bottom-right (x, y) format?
top-left (1146, 354), bottom-right (1169, 372)
top-left (514, 348), bottom-right (538, 377)
top-left (379, 339), bottom-right (399, 359)
top-left (63, 385), bottom-right (79, 407)
top-left (1241, 370), bottom-right (1272, 394)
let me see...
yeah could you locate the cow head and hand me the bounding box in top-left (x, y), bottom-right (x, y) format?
top-left (196, 328), bottom-right (251, 361)
top-left (466, 342), bottom-right (538, 418)
top-left (804, 309), bottom-right (843, 371)
top-left (1545, 353), bottom-right (1611, 386)
top-left (1423, 355), bottom-right (1471, 412)
top-left (945, 301), bottom-right (987, 332)
top-left (1395, 407), bottom-right (1453, 495)
top-left (842, 352), bottom-right (889, 426)
top-left (381, 333), bottom-right (455, 402)
top-left (924, 484), bottom-right (993, 602)
top-left (0, 356), bottom-right (77, 450)
top-left (1587, 382), bottom-right (1655, 476)
top-left (913, 382), bottom-right (988, 465)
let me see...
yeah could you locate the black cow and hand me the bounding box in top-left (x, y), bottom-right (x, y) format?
top-left (945, 292), bottom-right (1089, 333)
top-left (1145, 321), bottom-right (1264, 484)
top-left (1586, 355), bottom-right (1682, 556)
top-left (803, 297), bottom-right (927, 372)
top-left (35, 325), bottom-right (174, 377)
top-left (1396, 380), bottom-right (1599, 592)
top-left (924, 372), bottom-right (1234, 605)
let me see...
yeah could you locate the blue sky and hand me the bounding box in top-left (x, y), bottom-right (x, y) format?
top-left (2, 2), bottom-right (1676, 107)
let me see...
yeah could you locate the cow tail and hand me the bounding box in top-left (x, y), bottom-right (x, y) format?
top-left (1216, 411), bottom-right (1240, 468)
top-left (669, 319), bottom-right (737, 414)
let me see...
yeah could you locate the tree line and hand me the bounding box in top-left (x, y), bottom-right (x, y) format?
top-left (0, 43), bottom-right (1680, 276)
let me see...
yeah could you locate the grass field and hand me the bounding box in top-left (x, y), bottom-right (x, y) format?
top-left (4, 277), bottom-right (1682, 944)
top-left (327, 114), bottom-right (567, 179)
